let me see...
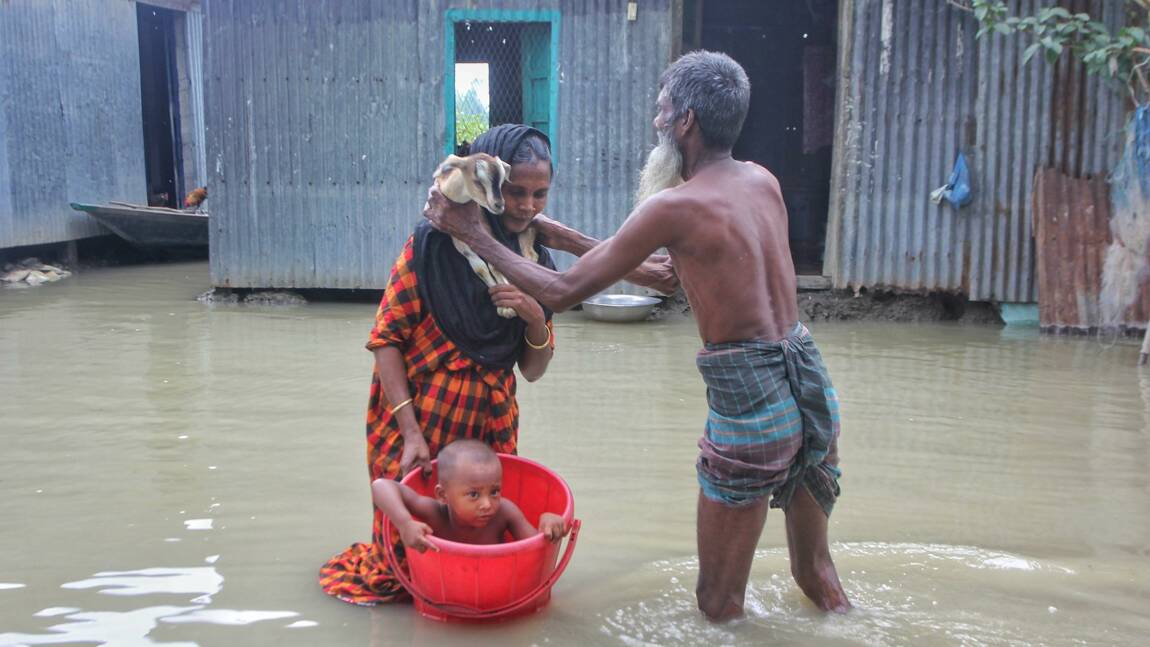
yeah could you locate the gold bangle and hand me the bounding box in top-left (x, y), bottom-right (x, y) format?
top-left (524, 327), bottom-right (551, 350)
top-left (390, 398), bottom-right (414, 416)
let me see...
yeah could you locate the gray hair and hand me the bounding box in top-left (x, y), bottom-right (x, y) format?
top-left (659, 51), bottom-right (750, 150)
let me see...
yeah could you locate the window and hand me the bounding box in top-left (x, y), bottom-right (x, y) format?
top-left (444, 10), bottom-right (559, 156)
top-left (455, 62), bottom-right (491, 149)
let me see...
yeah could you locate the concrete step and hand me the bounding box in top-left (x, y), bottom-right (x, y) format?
top-left (796, 274), bottom-right (831, 291)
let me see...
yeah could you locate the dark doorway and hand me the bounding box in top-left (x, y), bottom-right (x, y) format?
top-left (136, 3), bottom-right (184, 208)
top-left (687, 0), bottom-right (838, 274)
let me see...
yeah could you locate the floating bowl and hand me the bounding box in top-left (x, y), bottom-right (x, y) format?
top-left (580, 294), bottom-right (661, 323)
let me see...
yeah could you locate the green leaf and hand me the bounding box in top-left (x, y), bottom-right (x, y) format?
top-left (1040, 36), bottom-right (1062, 52)
top-left (994, 22), bottom-right (1012, 35)
top-left (1023, 42), bottom-right (1042, 64)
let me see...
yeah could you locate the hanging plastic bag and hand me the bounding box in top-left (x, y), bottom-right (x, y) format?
top-left (930, 152), bottom-right (972, 208)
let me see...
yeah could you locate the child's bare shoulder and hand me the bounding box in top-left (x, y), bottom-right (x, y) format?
top-left (499, 497), bottom-right (526, 519)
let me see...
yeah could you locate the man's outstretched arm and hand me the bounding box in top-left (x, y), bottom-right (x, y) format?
top-left (533, 214), bottom-right (678, 295)
top-left (424, 188), bottom-right (677, 312)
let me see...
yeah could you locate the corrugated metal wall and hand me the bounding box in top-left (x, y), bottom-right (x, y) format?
top-left (186, 8), bottom-right (209, 190)
top-left (0, 0), bottom-right (147, 250)
top-left (204, 0), bottom-right (671, 289)
top-left (1032, 168), bottom-right (1150, 331)
top-left (827, 0), bottom-right (1125, 302)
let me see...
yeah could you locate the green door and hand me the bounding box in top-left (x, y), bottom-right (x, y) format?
top-left (519, 24), bottom-right (551, 138)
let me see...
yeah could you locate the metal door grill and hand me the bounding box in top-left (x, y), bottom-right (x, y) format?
top-left (453, 21), bottom-right (550, 154)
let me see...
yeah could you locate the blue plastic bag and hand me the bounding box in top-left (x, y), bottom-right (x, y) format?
top-left (930, 152), bottom-right (972, 208)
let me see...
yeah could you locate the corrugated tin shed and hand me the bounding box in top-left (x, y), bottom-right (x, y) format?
top-left (0, 0), bottom-right (148, 249)
top-left (826, 0), bottom-right (1126, 302)
top-left (204, 0), bottom-right (672, 289)
top-left (1033, 169), bottom-right (1150, 332)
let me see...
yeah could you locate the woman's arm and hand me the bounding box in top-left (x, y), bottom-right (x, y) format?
top-left (367, 239), bottom-right (434, 477)
top-left (517, 320), bottom-right (553, 382)
top-left (373, 346), bottom-right (431, 476)
top-left (533, 214), bottom-right (679, 295)
top-left (489, 285), bottom-right (553, 382)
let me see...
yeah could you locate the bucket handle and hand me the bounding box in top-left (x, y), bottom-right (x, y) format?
top-left (384, 518), bottom-right (582, 620)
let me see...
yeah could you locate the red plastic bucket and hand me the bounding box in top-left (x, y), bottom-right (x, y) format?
top-left (382, 453), bottom-right (581, 622)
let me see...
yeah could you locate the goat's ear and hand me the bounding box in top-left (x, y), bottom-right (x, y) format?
top-left (434, 155), bottom-right (466, 179)
top-left (497, 158), bottom-right (511, 179)
top-left (474, 158), bottom-right (489, 181)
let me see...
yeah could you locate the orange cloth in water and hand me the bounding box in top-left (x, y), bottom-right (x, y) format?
top-left (318, 237), bottom-right (551, 605)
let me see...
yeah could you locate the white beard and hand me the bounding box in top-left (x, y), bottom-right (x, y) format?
top-left (634, 128), bottom-right (684, 208)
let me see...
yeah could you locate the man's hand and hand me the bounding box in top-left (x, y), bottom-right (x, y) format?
top-left (399, 519), bottom-right (440, 553)
top-left (399, 429), bottom-right (431, 478)
top-left (489, 284), bottom-right (545, 326)
top-left (538, 512), bottom-right (569, 543)
top-left (424, 185), bottom-right (486, 241)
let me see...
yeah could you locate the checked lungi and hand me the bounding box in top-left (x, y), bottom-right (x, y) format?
top-left (695, 323), bottom-right (842, 515)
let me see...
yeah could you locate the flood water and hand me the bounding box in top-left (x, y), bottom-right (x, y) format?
top-left (2, 261), bottom-right (1148, 646)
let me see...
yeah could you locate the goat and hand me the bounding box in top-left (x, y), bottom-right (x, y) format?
top-left (433, 154), bottom-right (538, 318)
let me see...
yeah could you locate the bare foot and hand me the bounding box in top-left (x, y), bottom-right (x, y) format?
top-left (795, 560), bottom-right (852, 613)
top-left (696, 586), bottom-right (749, 623)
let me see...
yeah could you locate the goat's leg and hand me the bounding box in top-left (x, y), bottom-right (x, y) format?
top-left (452, 237), bottom-right (497, 285)
top-left (452, 236), bottom-right (516, 318)
top-left (519, 228), bottom-right (539, 263)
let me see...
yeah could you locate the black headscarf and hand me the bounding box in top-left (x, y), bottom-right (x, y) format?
top-left (412, 124), bottom-right (557, 369)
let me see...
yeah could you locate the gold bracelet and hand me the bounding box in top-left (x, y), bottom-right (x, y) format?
top-left (524, 327), bottom-right (551, 350)
top-left (390, 398), bottom-right (414, 416)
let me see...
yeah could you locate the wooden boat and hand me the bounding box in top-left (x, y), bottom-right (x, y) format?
top-left (70, 201), bottom-right (208, 249)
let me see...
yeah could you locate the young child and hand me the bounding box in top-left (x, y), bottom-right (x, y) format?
top-left (372, 439), bottom-right (568, 552)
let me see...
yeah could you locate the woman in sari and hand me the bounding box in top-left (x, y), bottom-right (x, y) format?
top-left (319, 124), bottom-right (558, 605)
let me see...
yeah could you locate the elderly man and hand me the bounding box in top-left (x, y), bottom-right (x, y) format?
top-left (425, 50), bottom-right (850, 622)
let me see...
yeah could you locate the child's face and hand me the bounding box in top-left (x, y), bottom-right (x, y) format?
top-left (436, 460), bottom-right (503, 529)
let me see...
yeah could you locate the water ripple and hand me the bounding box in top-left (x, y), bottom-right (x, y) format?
top-left (598, 543), bottom-right (1135, 647)
top-left (0, 566), bottom-right (313, 647)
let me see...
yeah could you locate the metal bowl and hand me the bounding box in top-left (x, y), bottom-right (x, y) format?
top-left (580, 294), bottom-right (661, 323)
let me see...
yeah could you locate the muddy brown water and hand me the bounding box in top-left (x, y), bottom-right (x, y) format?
top-left (1, 262), bottom-right (1148, 646)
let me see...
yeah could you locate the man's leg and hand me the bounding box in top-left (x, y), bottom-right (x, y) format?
top-left (695, 490), bottom-right (769, 622)
top-left (783, 484), bottom-right (851, 612)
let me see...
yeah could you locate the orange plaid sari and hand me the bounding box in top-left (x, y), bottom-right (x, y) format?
top-left (318, 236), bottom-right (553, 605)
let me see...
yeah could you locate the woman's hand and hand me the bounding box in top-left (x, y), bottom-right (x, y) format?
top-left (399, 428), bottom-right (432, 478)
top-left (639, 256), bottom-right (680, 295)
top-left (399, 519), bottom-right (439, 553)
top-left (489, 284), bottom-right (545, 327)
